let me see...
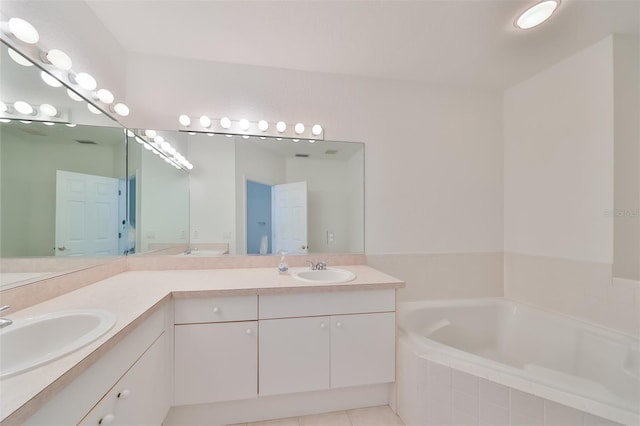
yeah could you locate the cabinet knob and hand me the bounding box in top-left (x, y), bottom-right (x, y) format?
top-left (98, 414), bottom-right (115, 425)
top-left (246, 328), bottom-right (253, 334)
top-left (320, 322), bottom-right (326, 328)
top-left (213, 307), bottom-right (220, 313)
top-left (117, 389), bottom-right (131, 399)
top-left (336, 322), bottom-right (343, 328)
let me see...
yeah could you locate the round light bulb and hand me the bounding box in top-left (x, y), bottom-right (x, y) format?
top-left (200, 115), bottom-right (212, 128)
top-left (145, 129), bottom-right (157, 139)
top-left (14, 101), bottom-right (33, 115)
top-left (8, 48), bottom-right (32, 67)
top-left (96, 89), bottom-right (114, 104)
top-left (46, 49), bottom-right (72, 70)
top-left (73, 72), bottom-right (97, 90)
top-left (179, 114), bottom-right (191, 126)
top-left (239, 118), bottom-right (250, 131)
top-left (276, 121), bottom-right (286, 133)
top-left (39, 103), bottom-right (58, 117)
top-left (41, 71), bottom-right (62, 88)
top-left (258, 120), bottom-right (269, 131)
top-left (515, 0), bottom-right (559, 29)
top-left (67, 89), bottom-right (83, 102)
top-left (220, 117), bottom-right (231, 129)
top-left (311, 124), bottom-right (323, 136)
top-left (87, 104), bottom-right (102, 115)
top-left (113, 103), bottom-right (129, 116)
top-left (8, 18), bottom-right (39, 44)
top-left (294, 123), bottom-right (305, 134)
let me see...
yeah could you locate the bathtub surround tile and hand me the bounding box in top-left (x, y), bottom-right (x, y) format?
top-left (453, 370), bottom-right (479, 396)
top-left (583, 413), bottom-right (624, 426)
top-left (298, 411), bottom-right (351, 426)
top-left (366, 253), bottom-right (504, 302)
top-left (543, 400), bottom-right (583, 426)
top-left (346, 405), bottom-right (404, 426)
top-left (509, 413), bottom-right (541, 426)
top-left (426, 360), bottom-right (452, 389)
top-left (479, 379), bottom-right (509, 408)
top-left (509, 390), bottom-right (543, 421)
top-left (479, 401), bottom-right (509, 426)
top-left (452, 409), bottom-right (479, 425)
top-left (453, 390), bottom-right (479, 418)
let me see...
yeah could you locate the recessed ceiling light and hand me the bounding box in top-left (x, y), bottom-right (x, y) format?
top-left (515, 0), bottom-right (560, 30)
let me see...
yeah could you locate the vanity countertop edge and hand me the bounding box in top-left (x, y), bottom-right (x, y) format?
top-left (0, 265), bottom-right (404, 425)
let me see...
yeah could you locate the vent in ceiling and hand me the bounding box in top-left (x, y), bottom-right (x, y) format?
top-left (76, 139), bottom-right (97, 145)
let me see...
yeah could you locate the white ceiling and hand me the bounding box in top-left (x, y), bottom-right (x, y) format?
top-left (85, 1), bottom-right (637, 90)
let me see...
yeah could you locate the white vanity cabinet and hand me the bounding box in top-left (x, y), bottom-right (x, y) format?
top-left (173, 295), bottom-right (258, 406)
top-left (258, 290), bottom-right (396, 396)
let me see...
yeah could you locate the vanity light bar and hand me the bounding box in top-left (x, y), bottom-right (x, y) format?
top-left (0, 100), bottom-right (70, 124)
top-left (177, 116), bottom-right (324, 141)
top-left (0, 16), bottom-right (130, 119)
top-left (132, 130), bottom-right (193, 171)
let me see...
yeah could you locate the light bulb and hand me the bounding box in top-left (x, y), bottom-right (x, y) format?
top-left (14, 101), bottom-right (33, 115)
top-left (167, 147), bottom-right (176, 155)
top-left (145, 129), bottom-right (157, 139)
top-left (8, 18), bottom-right (39, 44)
top-left (515, 0), bottom-right (559, 29)
top-left (41, 71), bottom-right (62, 88)
top-left (88, 104), bottom-right (102, 115)
top-left (65, 123), bottom-right (77, 128)
top-left (258, 120), bottom-right (269, 131)
top-left (135, 136), bottom-right (145, 144)
top-left (72, 72), bottom-right (97, 90)
top-left (294, 123), bottom-right (305, 134)
top-left (311, 124), bottom-right (323, 136)
top-left (220, 117), bottom-right (231, 129)
top-left (239, 118), bottom-right (250, 131)
top-left (96, 89), bottom-right (114, 104)
top-left (155, 135), bottom-right (165, 144)
top-left (143, 143), bottom-right (152, 150)
top-left (39, 103), bottom-right (58, 117)
top-left (113, 103), bottom-right (129, 116)
top-left (200, 115), bottom-right (211, 128)
top-left (179, 114), bottom-right (191, 126)
top-left (8, 48), bottom-right (32, 66)
top-left (46, 49), bottom-right (72, 70)
top-left (186, 163), bottom-right (194, 170)
top-left (276, 121), bottom-right (286, 133)
top-left (67, 89), bottom-right (83, 102)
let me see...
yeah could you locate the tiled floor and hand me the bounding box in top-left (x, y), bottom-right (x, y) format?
top-left (229, 405), bottom-right (404, 426)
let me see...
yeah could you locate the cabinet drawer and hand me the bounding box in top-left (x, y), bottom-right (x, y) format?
top-left (259, 290), bottom-right (395, 319)
top-left (174, 295), bottom-right (257, 324)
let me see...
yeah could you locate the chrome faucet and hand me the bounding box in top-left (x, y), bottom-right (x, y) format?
top-left (0, 305), bottom-right (13, 328)
top-left (307, 260), bottom-right (327, 271)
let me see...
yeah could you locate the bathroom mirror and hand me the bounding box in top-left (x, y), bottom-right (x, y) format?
top-left (0, 40), bottom-right (127, 290)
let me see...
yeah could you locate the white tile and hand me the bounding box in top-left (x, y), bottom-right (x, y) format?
top-left (510, 389), bottom-right (543, 420)
top-left (584, 413), bottom-right (624, 426)
top-left (453, 369), bottom-right (479, 396)
top-left (425, 391), bottom-right (452, 423)
top-left (510, 413), bottom-right (541, 426)
top-left (347, 405), bottom-right (404, 426)
top-left (607, 279), bottom-right (637, 305)
top-left (299, 411), bottom-right (351, 426)
top-left (248, 418), bottom-right (299, 426)
top-left (479, 401), bottom-right (509, 426)
top-left (453, 390), bottom-right (479, 417)
top-left (427, 360), bottom-right (452, 389)
top-left (479, 378), bottom-right (509, 408)
top-left (453, 409), bottom-right (479, 426)
top-left (544, 400), bottom-right (583, 426)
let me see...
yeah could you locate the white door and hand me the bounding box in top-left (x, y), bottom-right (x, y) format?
top-left (55, 170), bottom-right (120, 256)
top-left (272, 181), bottom-right (308, 254)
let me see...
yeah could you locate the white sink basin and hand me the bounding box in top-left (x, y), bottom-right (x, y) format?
top-left (0, 309), bottom-right (116, 378)
top-left (292, 268), bottom-right (356, 284)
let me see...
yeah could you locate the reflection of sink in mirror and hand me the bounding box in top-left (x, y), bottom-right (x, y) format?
top-left (179, 249), bottom-right (228, 257)
top-left (0, 309), bottom-right (116, 378)
top-left (292, 268), bottom-right (356, 284)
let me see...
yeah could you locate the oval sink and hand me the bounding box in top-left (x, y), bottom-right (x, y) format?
top-left (292, 268), bottom-right (356, 284)
top-left (0, 309), bottom-right (116, 378)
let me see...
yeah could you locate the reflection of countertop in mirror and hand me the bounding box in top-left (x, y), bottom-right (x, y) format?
top-left (0, 272), bottom-right (54, 288)
top-left (0, 265), bottom-right (404, 424)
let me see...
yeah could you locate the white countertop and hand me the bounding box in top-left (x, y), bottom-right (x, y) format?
top-left (0, 265), bottom-right (404, 424)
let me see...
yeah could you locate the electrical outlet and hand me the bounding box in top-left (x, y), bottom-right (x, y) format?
top-left (192, 230), bottom-right (199, 239)
top-left (327, 231), bottom-right (335, 244)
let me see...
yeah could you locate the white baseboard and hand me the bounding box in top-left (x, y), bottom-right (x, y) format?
top-left (163, 383), bottom-right (392, 426)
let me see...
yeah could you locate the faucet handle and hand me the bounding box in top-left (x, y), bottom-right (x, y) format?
top-left (307, 260), bottom-right (316, 270)
top-left (317, 261), bottom-right (327, 270)
top-left (0, 305), bottom-right (10, 313)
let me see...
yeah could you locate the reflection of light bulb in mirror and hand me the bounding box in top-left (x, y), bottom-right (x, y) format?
top-left (179, 114), bottom-right (191, 126)
top-left (67, 89), bottom-right (83, 102)
top-left (225, 134), bottom-right (233, 138)
top-left (258, 120), bottom-right (269, 131)
top-left (46, 49), bottom-right (72, 70)
top-left (155, 135), bottom-right (165, 144)
top-left (145, 129), bottom-right (157, 139)
top-left (292, 139), bottom-right (300, 143)
top-left (311, 124), bottom-right (322, 136)
top-left (200, 115), bottom-right (212, 128)
top-left (126, 129), bottom-right (135, 137)
top-left (143, 143), bottom-right (152, 150)
top-left (309, 140), bottom-right (316, 143)
top-left (39, 103), bottom-right (58, 117)
top-left (135, 136), bottom-right (145, 144)
top-left (242, 135), bottom-right (250, 139)
top-left (161, 142), bottom-right (171, 151)
top-left (167, 147), bottom-right (177, 155)
top-left (20, 120), bottom-right (32, 124)
top-left (41, 71), bottom-right (62, 88)
top-left (14, 101), bottom-right (33, 115)
top-left (8, 48), bottom-right (33, 67)
top-left (0, 119), bottom-right (10, 123)
top-left (239, 118), bottom-right (250, 131)
top-left (87, 104), bottom-right (102, 114)
top-left (43, 122), bottom-right (55, 126)
top-left (276, 121), bottom-right (286, 133)
top-left (294, 123), bottom-right (305, 134)
top-left (8, 18), bottom-right (39, 44)
top-left (65, 123), bottom-right (77, 128)
top-left (220, 117), bottom-right (231, 129)
top-left (96, 89), bottom-right (114, 104)
top-left (113, 103), bottom-right (129, 116)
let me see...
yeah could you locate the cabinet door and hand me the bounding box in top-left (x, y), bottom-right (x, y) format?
top-left (79, 333), bottom-right (170, 425)
top-left (330, 312), bottom-right (396, 388)
top-left (174, 321), bottom-right (258, 406)
top-left (259, 316), bottom-right (330, 396)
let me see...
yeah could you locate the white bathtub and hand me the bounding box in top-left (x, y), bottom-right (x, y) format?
top-left (397, 298), bottom-right (639, 425)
